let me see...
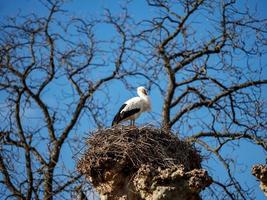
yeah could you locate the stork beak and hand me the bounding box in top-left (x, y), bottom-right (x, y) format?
top-left (142, 89), bottom-right (147, 95)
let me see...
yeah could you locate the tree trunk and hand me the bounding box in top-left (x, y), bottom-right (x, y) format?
top-left (44, 169), bottom-right (54, 200)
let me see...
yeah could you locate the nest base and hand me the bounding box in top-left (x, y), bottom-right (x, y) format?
top-left (77, 126), bottom-right (212, 200)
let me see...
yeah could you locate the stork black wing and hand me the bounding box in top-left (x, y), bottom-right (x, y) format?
top-left (112, 104), bottom-right (127, 126)
top-left (120, 108), bottom-right (140, 120)
top-left (112, 104), bottom-right (140, 126)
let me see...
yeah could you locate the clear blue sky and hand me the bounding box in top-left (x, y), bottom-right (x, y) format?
top-left (0, 0), bottom-right (266, 199)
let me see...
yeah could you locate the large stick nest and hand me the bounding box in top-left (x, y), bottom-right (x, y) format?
top-left (77, 126), bottom-right (201, 183)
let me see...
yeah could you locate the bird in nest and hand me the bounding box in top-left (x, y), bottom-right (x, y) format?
top-left (112, 86), bottom-right (151, 126)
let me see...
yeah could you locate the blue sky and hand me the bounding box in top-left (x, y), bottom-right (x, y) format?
top-left (0, 0), bottom-right (267, 199)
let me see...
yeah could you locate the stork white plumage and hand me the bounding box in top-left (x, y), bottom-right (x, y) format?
top-left (112, 86), bottom-right (151, 126)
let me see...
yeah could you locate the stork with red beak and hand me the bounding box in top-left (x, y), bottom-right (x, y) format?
top-left (112, 86), bottom-right (151, 126)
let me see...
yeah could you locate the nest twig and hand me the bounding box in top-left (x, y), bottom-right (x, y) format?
top-left (77, 126), bottom-right (201, 183)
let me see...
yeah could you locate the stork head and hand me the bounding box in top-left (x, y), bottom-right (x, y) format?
top-left (137, 86), bottom-right (151, 111)
top-left (137, 86), bottom-right (148, 96)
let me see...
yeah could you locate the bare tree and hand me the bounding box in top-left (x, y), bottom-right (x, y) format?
top-left (0, 0), bottom-right (266, 199)
top-left (134, 0), bottom-right (267, 199)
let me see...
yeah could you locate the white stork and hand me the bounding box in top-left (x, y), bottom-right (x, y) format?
top-left (112, 86), bottom-right (151, 126)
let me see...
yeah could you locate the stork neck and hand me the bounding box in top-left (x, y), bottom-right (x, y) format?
top-left (139, 93), bottom-right (151, 111)
top-left (138, 92), bottom-right (148, 99)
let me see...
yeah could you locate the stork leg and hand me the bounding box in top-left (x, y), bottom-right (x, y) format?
top-left (129, 120), bottom-right (135, 127)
